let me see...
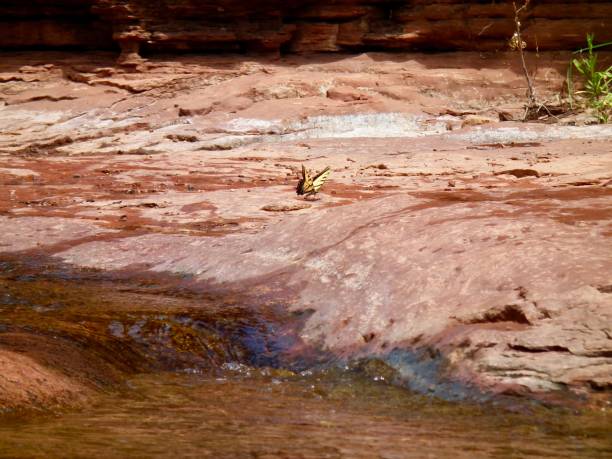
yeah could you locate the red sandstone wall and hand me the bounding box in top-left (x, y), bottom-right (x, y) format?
top-left (1, 1), bottom-right (610, 53)
top-left (0, 1), bottom-right (114, 49)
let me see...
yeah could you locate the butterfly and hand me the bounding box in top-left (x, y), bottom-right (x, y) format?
top-left (296, 165), bottom-right (331, 199)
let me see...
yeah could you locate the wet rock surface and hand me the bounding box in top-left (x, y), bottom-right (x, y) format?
top-left (0, 260), bottom-right (318, 413)
top-left (1, 51), bottom-right (611, 410)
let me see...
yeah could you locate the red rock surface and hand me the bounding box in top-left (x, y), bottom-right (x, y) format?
top-left (0, 51), bottom-right (611, 409)
top-left (0, 349), bottom-right (90, 411)
top-left (0, 1), bottom-right (610, 54)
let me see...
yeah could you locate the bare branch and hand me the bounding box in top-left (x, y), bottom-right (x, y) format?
top-left (512, 0), bottom-right (537, 118)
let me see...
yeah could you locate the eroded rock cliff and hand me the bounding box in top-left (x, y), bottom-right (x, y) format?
top-left (1, 1), bottom-right (610, 55)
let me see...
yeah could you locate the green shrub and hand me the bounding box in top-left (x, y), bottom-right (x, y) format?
top-left (569, 34), bottom-right (612, 123)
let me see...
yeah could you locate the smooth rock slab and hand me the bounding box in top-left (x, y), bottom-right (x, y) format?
top-left (57, 191), bottom-right (612, 399)
top-left (0, 216), bottom-right (116, 253)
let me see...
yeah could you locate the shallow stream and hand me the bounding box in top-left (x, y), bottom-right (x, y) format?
top-left (0, 261), bottom-right (610, 458)
top-left (1, 369), bottom-right (611, 458)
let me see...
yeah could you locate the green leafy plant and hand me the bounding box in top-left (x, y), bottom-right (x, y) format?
top-left (569, 34), bottom-right (612, 123)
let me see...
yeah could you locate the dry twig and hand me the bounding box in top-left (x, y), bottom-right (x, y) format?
top-left (512, 1), bottom-right (538, 119)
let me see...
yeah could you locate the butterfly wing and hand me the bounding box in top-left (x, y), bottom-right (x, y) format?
top-left (296, 165), bottom-right (313, 195)
top-left (312, 167), bottom-right (331, 193)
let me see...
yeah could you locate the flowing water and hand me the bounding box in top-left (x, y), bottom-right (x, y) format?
top-left (1, 368), bottom-right (611, 458)
top-left (0, 261), bottom-right (610, 458)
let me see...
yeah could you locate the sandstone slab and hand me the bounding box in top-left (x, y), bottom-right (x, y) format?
top-left (0, 51), bottom-right (611, 407)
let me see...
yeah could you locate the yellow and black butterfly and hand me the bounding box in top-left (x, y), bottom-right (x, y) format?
top-left (296, 165), bottom-right (331, 199)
